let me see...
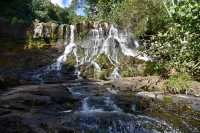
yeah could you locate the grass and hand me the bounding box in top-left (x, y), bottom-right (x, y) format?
top-left (164, 72), bottom-right (192, 94)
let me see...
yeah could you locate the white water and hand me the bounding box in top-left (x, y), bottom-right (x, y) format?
top-left (81, 96), bottom-right (122, 112)
top-left (54, 25), bottom-right (79, 73)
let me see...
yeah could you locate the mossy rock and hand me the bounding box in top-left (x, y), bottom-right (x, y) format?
top-left (163, 96), bottom-right (173, 103)
top-left (65, 54), bottom-right (76, 66)
top-left (96, 69), bottom-right (110, 80)
top-left (80, 65), bottom-right (95, 78)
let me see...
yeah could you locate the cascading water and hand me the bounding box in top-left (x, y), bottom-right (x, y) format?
top-left (32, 22), bottom-right (150, 80)
top-left (51, 23), bottom-right (150, 79)
top-left (63, 82), bottom-right (181, 133)
top-left (81, 96), bottom-right (122, 112)
top-left (55, 25), bottom-right (77, 71)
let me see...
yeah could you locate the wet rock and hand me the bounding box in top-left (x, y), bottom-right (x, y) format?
top-left (33, 19), bottom-right (43, 38)
top-left (136, 91), bottom-right (163, 100)
top-left (57, 24), bottom-right (66, 39)
top-left (101, 22), bottom-right (109, 31)
top-left (113, 76), bottom-right (200, 98)
top-left (0, 115), bottom-right (35, 133)
top-left (191, 81), bottom-right (200, 97)
top-left (109, 77), bottom-right (161, 93)
top-left (50, 22), bottom-right (59, 39)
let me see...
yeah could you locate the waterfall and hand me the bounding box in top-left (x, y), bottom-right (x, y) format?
top-left (56, 24), bottom-right (150, 79)
top-left (55, 25), bottom-right (78, 71)
top-left (33, 22), bottom-right (151, 80)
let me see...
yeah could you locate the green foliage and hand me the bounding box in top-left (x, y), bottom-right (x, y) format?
top-left (32, 0), bottom-right (79, 23)
top-left (121, 67), bottom-right (136, 77)
top-left (0, 0), bottom-right (83, 24)
top-left (110, 0), bottom-right (167, 35)
top-left (147, 0), bottom-right (200, 78)
top-left (164, 72), bottom-right (192, 94)
top-left (32, 0), bottom-right (51, 21)
top-left (144, 62), bottom-right (167, 76)
top-left (86, 0), bottom-right (167, 36)
top-left (0, 0), bottom-right (33, 24)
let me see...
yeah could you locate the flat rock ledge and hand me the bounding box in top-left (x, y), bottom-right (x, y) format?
top-left (100, 76), bottom-right (200, 111)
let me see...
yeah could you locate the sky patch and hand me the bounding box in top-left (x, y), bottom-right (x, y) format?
top-left (51, 0), bottom-right (72, 8)
top-left (51, 0), bottom-right (85, 16)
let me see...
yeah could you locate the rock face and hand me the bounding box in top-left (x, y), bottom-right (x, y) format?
top-left (0, 84), bottom-right (79, 133)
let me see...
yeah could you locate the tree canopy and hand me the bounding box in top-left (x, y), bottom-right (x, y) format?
top-left (0, 0), bottom-right (79, 24)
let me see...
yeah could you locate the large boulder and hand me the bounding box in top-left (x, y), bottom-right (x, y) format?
top-left (33, 20), bottom-right (43, 38)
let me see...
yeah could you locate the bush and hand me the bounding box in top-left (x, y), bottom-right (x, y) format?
top-left (164, 73), bottom-right (192, 94)
top-left (147, 0), bottom-right (200, 78)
